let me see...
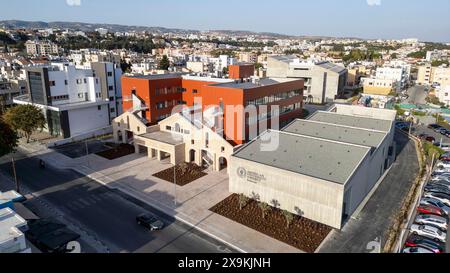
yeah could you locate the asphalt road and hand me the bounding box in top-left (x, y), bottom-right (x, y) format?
top-left (0, 151), bottom-right (237, 253)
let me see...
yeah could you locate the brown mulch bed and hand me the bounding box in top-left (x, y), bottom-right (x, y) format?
top-left (210, 194), bottom-right (332, 253)
top-left (153, 163), bottom-right (207, 186)
top-left (96, 144), bottom-right (135, 160)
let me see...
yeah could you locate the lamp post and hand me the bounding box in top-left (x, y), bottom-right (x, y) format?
top-left (173, 163), bottom-right (177, 207)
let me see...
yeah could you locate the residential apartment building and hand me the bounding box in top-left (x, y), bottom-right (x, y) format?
top-left (0, 207), bottom-right (30, 253)
top-left (435, 85), bottom-right (450, 106)
top-left (417, 65), bottom-right (450, 86)
top-left (229, 104), bottom-right (396, 229)
top-left (375, 66), bottom-right (410, 90)
top-left (360, 77), bottom-right (400, 96)
top-left (91, 62), bottom-right (123, 119)
top-left (13, 63), bottom-right (111, 138)
top-left (267, 55), bottom-right (347, 104)
top-left (69, 49), bottom-right (121, 67)
top-left (121, 72), bottom-right (304, 145)
top-left (0, 78), bottom-right (27, 108)
top-left (238, 52), bottom-right (258, 63)
top-left (25, 40), bottom-right (59, 56)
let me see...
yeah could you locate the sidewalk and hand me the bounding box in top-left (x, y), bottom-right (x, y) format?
top-left (16, 141), bottom-right (302, 253)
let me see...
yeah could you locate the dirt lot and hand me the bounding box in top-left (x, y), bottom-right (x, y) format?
top-left (96, 143), bottom-right (135, 160)
top-left (210, 194), bottom-right (332, 253)
top-left (153, 163), bottom-right (207, 186)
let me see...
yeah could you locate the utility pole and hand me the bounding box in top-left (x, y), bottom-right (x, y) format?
top-left (11, 157), bottom-right (19, 193)
top-left (85, 140), bottom-right (89, 168)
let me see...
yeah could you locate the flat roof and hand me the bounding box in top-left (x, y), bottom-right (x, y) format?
top-left (0, 208), bottom-right (27, 243)
top-left (210, 77), bottom-right (301, 90)
top-left (309, 111), bottom-right (393, 132)
top-left (233, 130), bottom-right (370, 185)
top-left (139, 131), bottom-right (184, 145)
top-left (123, 73), bottom-right (184, 80)
top-left (283, 119), bottom-right (387, 148)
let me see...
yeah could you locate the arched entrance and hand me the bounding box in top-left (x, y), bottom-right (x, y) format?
top-left (117, 130), bottom-right (123, 142)
top-left (219, 157), bottom-right (228, 171)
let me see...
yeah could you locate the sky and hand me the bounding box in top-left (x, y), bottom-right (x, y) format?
top-left (0, 0), bottom-right (449, 42)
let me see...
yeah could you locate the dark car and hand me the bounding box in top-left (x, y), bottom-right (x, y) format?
top-left (425, 136), bottom-right (436, 143)
top-left (136, 213), bottom-right (164, 231)
top-left (405, 234), bottom-right (446, 253)
top-left (428, 124), bottom-right (442, 130)
top-left (425, 186), bottom-right (450, 196)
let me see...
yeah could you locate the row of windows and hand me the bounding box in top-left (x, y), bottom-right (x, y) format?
top-left (246, 89), bottom-right (302, 106)
top-left (156, 100), bottom-right (186, 110)
top-left (247, 102), bottom-right (302, 124)
top-left (50, 78), bottom-right (99, 86)
top-left (157, 114), bottom-right (170, 121)
top-left (155, 87), bottom-right (184, 96)
top-left (51, 95), bottom-right (69, 101)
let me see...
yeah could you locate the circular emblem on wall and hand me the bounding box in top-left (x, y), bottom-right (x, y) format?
top-left (237, 167), bottom-right (247, 178)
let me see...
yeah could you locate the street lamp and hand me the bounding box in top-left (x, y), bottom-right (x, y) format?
top-left (173, 163), bottom-right (177, 207)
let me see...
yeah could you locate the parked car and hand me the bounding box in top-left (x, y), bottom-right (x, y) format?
top-left (428, 124), bottom-right (442, 130)
top-left (417, 204), bottom-right (447, 217)
top-left (428, 181), bottom-right (450, 191)
top-left (438, 128), bottom-right (450, 136)
top-left (425, 186), bottom-right (450, 196)
top-left (426, 136), bottom-right (436, 143)
top-left (421, 198), bottom-right (450, 214)
top-left (415, 214), bottom-right (448, 231)
top-left (402, 247), bottom-right (435, 253)
top-left (436, 161), bottom-right (450, 169)
top-left (410, 224), bottom-right (447, 243)
top-left (440, 153), bottom-right (450, 161)
top-left (423, 192), bottom-right (450, 206)
top-left (405, 234), bottom-right (446, 253)
top-left (136, 213), bottom-right (164, 231)
top-left (430, 176), bottom-right (450, 183)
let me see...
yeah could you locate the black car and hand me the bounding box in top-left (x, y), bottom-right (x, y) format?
top-left (428, 124), bottom-right (442, 130)
top-left (136, 213), bottom-right (165, 231)
top-left (425, 185), bottom-right (450, 196)
top-left (405, 234), bottom-right (446, 253)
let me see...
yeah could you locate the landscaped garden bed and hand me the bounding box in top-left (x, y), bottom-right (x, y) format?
top-left (210, 194), bottom-right (332, 253)
top-left (153, 162), bottom-right (207, 186)
top-left (95, 143), bottom-right (135, 160)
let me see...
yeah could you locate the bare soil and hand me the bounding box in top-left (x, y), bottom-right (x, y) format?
top-left (96, 143), bottom-right (135, 160)
top-left (153, 163), bottom-right (207, 186)
top-left (210, 194), bottom-right (332, 253)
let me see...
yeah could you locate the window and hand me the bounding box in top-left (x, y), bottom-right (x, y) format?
top-left (97, 106), bottom-right (102, 111)
top-left (108, 86), bottom-right (114, 91)
top-left (83, 78), bottom-right (87, 84)
top-left (191, 140), bottom-right (195, 145)
top-left (76, 79), bottom-right (82, 84)
top-left (221, 147), bottom-right (225, 152)
top-left (137, 126), bottom-right (140, 132)
top-left (64, 80), bottom-right (68, 85)
top-left (107, 72), bottom-right (113, 77)
top-left (78, 93), bottom-right (84, 98)
top-left (110, 108), bottom-right (115, 113)
top-left (49, 81), bottom-right (56, 86)
top-left (193, 89), bottom-right (198, 94)
top-left (166, 126), bottom-right (172, 131)
top-left (109, 97), bottom-right (114, 101)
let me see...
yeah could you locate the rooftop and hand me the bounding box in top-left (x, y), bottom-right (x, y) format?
top-left (283, 119), bottom-right (387, 148)
top-left (0, 208), bottom-right (27, 244)
top-left (309, 111), bottom-right (393, 132)
top-left (139, 131), bottom-right (184, 145)
top-left (233, 130), bottom-right (370, 185)
top-left (210, 77), bottom-right (301, 90)
top-left (123, 73), bottom-right (184, 80)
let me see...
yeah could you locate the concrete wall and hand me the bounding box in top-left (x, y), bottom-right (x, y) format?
top-left (229, 156), bottom-right (344, 229)
top-left (332, 104), bottom-right (397, 122)
top-left (68, 104), bottom-right (110, 137)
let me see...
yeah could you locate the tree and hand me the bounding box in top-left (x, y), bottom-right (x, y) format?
top-left (0, 119), bottom-right (18, 157)
top-left (282, 210), bottom-right (294, 229)
top-left (238, 194), bottom-right (249, 210)
top-left (158, 55), bottom-right (170, 70)
top-left (3, 104), bottom-right (46, 143)
top-left (258, 202), bottom-right (270, 219)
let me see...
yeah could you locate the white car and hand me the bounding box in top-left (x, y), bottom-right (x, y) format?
top-left (431, 176), bottom-right (450, 183)
top-left (415, 214), bottom-right (448, 231)
top-left (436, 161), bottom-right (450, 169)
top-left (402, 247), bottom-right (434, 254)
top-left (423, 192), bottom-right (450, 206)
top-left (410, 224), bottom-right (447, 243)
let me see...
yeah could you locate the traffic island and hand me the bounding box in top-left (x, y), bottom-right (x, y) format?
top-left (210, 194), bottom-right (332, 253)
top-left (153, 163), bottom-right (207, 186)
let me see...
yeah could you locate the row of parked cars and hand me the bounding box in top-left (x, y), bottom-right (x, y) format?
top-left (427, 124), bottom-right (450, 138)
top-left (402, 153), bottom-right (450, 253)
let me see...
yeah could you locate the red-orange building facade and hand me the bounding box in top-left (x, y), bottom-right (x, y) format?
top-left (122, 74), bottom-right (304, 145)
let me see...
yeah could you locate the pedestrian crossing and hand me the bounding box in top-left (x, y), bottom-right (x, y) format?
top-left (65, 192), bottom-right (117, 211)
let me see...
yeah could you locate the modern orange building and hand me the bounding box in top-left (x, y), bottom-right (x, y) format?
top-left (121, 74), bottom-right (304, 145)
top-left (228, 63), bottom-right (255, 80)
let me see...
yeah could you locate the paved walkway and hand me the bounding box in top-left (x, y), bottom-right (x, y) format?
top-left (12, 140), bottom-right (301, 253)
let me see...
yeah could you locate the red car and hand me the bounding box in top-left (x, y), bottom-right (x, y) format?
top-left (425, 136), bottom-right (436, 143)
top-left (417, 204), bottom-right (446, 217)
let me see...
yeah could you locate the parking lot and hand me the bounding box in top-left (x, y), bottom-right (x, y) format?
top-left (51, 140), bottom-right (113, 159)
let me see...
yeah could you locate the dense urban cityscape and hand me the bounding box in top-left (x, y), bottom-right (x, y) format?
top-left (1, 0), bottom-right (450, 266)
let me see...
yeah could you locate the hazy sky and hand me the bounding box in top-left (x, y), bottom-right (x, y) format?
top-left (1, 0), bottom-right (449, 42)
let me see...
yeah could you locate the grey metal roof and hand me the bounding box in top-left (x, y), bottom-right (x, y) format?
top-left (210, 78), bottom-right (300, 90)
top-left (233, 130), bottom-right (370, 185)
top-left (316, 62), bottom-right (347, 74)
top-left (139, 131), bottom-right (183, 145)
top-left (283, 120), bottom-right (387, 148)
top-left (309, 111), bottom-right (393, 132)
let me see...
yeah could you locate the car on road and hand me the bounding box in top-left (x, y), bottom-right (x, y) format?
top-left (417, 204), bottom-right (447, 217)
top-left (415, 214), bottom-right (448, 231)
top-left (421, 197), bottom-right (450, 214)
top-left (405, 234), bottom-right (446, 253)
top-left (136, 213), bottom-right (165, 231)
top-left (423, 192), bottom-right (450, 206)
top-left (402, 247), bottom-right (435, 253)
top-left (410, 224), bottom-right (447, 243)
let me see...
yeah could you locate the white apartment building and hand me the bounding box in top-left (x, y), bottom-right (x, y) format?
top-left (417, 65), bottom-right (450, 86)
top-left (360, 77), bottom-right (400, 95)
top-left (25, 40), bottom-right (59, 56)
top-left (435, 85), bottom-right (450, 106)
top-left (375, 66), bottom-right (410, 90)
top-left (91, 62), bottom-right (123, 119)
top-left (14, 63), bottom-right (110, 139)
